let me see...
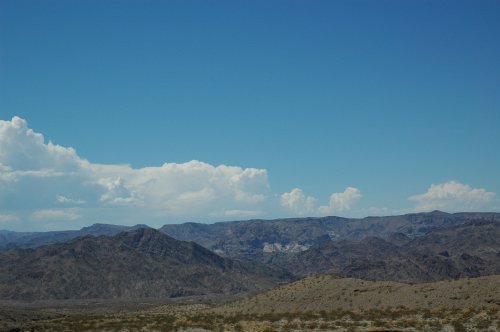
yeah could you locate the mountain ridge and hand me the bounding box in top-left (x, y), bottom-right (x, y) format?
top-left (160, 211), bottom-right (500, 264)
top-left (274, 220), bottom-right (500, 282)
top-left (0, 223), bottom-right (151, 252)
top-left (0, 228), bottom-right (291, 300)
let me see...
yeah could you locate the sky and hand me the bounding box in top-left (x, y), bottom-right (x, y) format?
top-left (0, 0), bottom-right (499, 231)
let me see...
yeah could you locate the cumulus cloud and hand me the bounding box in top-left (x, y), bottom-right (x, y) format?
top-left (14, 116), bottom-right (493, 229)
top-left (318, 187), bottom-right (362, 214)
top-left (0, 116), bottom-right (272, 226)
top-left (97, 177), bottom-right (138, 205)
top-left (409, 181), bottom-right (495, 212)
top-left (280, 188), bottom-right (317, 215)
top-left (281, 187), bottom-right (362, 216)
top-left (0, 116), bottom-right (83, 171)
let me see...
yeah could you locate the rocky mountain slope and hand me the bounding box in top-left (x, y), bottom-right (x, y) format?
top-left (273, 220), bottom-right (500, 282)
top-left (0, 223), bottom-right (150, 251)
top-left (160, 211), bottom-right (500, 264)
top-left (0, 228), bottom-right (291, 300)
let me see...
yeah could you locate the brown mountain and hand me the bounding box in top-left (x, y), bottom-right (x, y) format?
top-left (0, 228), bottom-right (291, 300)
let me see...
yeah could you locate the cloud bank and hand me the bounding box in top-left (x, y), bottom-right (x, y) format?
top-left (0, 117), bottom-right (274, 228)
top-left (1, 116), bottom-right (496, 230)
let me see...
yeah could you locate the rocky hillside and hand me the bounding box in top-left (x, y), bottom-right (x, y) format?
top-left (215, 274), bottom-right (500, 314)
top-left (0, 223), bottom-right (150, 251)
top-left (0, 228), bottom-right (291, 300)
top-left (273, 220), bottom-right (500, 282)
top-left (160, 211), bottom-right (500, 263)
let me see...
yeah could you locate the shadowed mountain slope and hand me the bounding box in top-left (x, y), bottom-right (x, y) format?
top-left (0, 223), bottom-right (151, 252)
top-left (274, 221), bottom-right (500, 282)
top-left (160, 211), bottom-right (500, 264)
top-left (0, 228), bottom-right (291, 300)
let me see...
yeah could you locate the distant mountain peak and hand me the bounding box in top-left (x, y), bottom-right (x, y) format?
top-left (80, 223), bottom-right (127, 231)
top-left (130, 223), bottom-right (152, 230)
top-left (119, 227), bottom-right (163, 239)
top-left (429, 210), bottom-right (448, 214)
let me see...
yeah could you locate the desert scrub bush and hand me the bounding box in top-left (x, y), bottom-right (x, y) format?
top-left (344, 311), bottom-right (362, 322)
top-left (451, 320), bottom-right (467, 332)
top-left (372, 319), bottom-right (388, 328)
top-left (421, 308), bottom-right (432, 319)
top-left (319, 321), bottom-right (330, 330)
top-left (396, 319), bottom-right (412, 328)
top-left (224, 312), bottom-right (247, 324)
top-left (307, 321), bottom-right (318, 329)
top-left (280, 322), bottom-right (295, 331)
top-left (259, 312), bottom-right (283, 322)
top-left (460, 308), bottom-right (476, 321)
top-left (318, 309), bottom-right (327, 319)
top-left (427, 319), bottom-right (443, 329)
top-left (365, 308), bottom-right (385, 321)
top-left (474, 317), bottom-right (493, 330)
top-left (401, 317), bottom-right (418, 327)
top-left (299, 310), bottom-right (318, 321)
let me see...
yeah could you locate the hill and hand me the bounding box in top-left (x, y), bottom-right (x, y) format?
top-left (0, 228), bottom-right (291, 300)
top-left (216, 274), bottom-right (500, 314)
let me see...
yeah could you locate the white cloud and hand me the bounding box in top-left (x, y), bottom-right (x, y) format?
top-left (0, 116), bottom-right (83, 172)
top-left (409, 181), bottom-right (495, 212)
top-left (209, 209), bottom-right (263, 218)
top-left (0, 214), bottom-right (19, 223)
top-left (31, 209), bottom-right (82, 221)
top-left (10, 116), bottom-right (495, 230)
top-left (280, 188), bottom-right (317, 215)
top-left (97, 177), bottom-right (138, 205)
top-left (56, 195), bottom-right (86, 205)
top-left (0, 116), bottom-right (272, 227)
top-left (318, 187), bottom-right (362, 214)
top-left (281, 187), bottom-right (362, 216)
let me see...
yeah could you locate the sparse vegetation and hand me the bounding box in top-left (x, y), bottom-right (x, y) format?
top-left (2, 274), bottom-right (499, 331)
top-left (8, 305), bottom-right (497, 332)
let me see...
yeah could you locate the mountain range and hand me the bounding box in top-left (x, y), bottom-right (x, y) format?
top-left (272, 220), bottom-right (500, 282)
top-left (3, 211), bottom-right (498, 256)
top-left (160, 211), bottom-right (500, 264)
top-left (1, 211), bottom-right (499, 301)
top-left (0, 228), bottom-right (291, 300)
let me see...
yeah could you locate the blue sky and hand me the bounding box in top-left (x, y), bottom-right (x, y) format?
top-left (1, 0), bottom-right (499, 231)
